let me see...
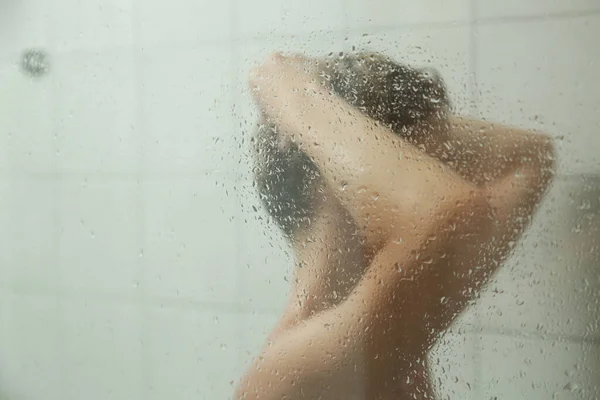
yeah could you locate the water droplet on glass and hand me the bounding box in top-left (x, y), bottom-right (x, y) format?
top-left (563, 382), bottom-right (579, 392)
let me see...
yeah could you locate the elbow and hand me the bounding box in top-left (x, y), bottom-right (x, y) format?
top-left (511, 133), bottom-right (557, 196)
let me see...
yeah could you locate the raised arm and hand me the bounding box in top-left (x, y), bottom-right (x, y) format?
top-left (234, 208), bottom-right (479, 400)
top-left (444, 116), bottom-right (556, 240)
top-left (250, 54), bottom-right (481, 251)
top-left (240, 53), bottom-right (553, 400)
top-left (239, 53), bottom-right (495, 400)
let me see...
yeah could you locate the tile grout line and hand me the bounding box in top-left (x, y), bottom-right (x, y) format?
top-left (474, 7), bottom-right (600, 25)
top-left (2, 278), bottom-right (598, 344)
top-left (0, 168), bottom-right (593, 182)
top-left (130, 0), bottom-right (150, 397)
top-left (20, 7), bottom-right (600, 61)
top-left (230, 0), bottom-right (247, 380)
top-left (44, 8), bottom-right (67, 394)
top-left (468, 0), bottom-right (483, 398)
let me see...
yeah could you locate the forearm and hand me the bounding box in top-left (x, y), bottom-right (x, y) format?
top-left (447, 116), bottom-right (556, 241)
top-left (265, 80), bottom-right (473, 248)
top-left (447, 116), bottom-right (555, 187)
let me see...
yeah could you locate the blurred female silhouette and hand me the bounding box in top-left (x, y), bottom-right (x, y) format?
top-left (237, 52), bottom-right (555, 400)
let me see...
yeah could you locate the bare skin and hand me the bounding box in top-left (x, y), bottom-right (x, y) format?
top-left (236, 53), bottom-right (555, 400)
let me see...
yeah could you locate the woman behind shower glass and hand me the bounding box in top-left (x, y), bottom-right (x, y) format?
top-left (235, 52), bottom-right (555, 400)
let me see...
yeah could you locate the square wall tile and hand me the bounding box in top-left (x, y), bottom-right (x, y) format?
top-left (345, 0), bottom-right (470, 29)
top-left (0, 62), bottom-right (54, 173)
top-left (235, 0), bottom-right (344, 37)
top-left (140, 175), bottom-right (238, 303)
top-left (0, 292), bottom-right (62, 400)
top-left (0, 0), bottom-right (50, 54)
top-left (49, 0), bottom-right (134, 52)
top-left (142, 305), bottom-right (239, 400)
top-left (136, 0), bottom-right (232, 46)
top-left (476, 0), bottom-right (600, 20)
top-left (61, 299), bottom-right (143, 400)
top-left (6, 179), bottom-right (59, 286)
top-left (345, 26), bottom-right (473, 113)
top-left (53, 50), bottom-right (139, 174)
top-left (480, 334), bottom-right (600, 399)
top-left (429, 333), bottom-right (479, 399)
top-left (139, 45), bottom-right (237, 175)
top-left (474, 16), bottom-right (600, 174)
top-left (58, 177), bottom-right (141, 294)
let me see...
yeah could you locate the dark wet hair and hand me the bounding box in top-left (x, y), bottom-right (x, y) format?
top-left (252, 52), bottom-right (450, 239)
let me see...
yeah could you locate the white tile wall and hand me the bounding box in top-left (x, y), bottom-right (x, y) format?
top-left (0, 176), bottom-right (9, 283)
top-left (0, 0), bottom-right (50, 54)
top-left (0, 290), bottom-right (11, 392)
top-left (0, 64), bottom-right (9, 172)
top-left (53, 49), bottom-right (139, 174)
top-left (142, 305), bottom-right (239, 400)
top-left (345, 0), bottom-right (471, 28)
top-left (60, 299), bottom-right (143, 400)
top-left (135, 0), bottom-right (232, 46)
top-left (480, 334), bottom-right (600, 399)
top-left (139, 44), bottom-right (236, 176)
top-left (235, 0), bottom-right (345, 37)
top-left (49, 0), bottom-right (134, 52)
top-left (0, 292), bottom-right (63, 400)
top-left (140, 176), bottom-right (238, 303)
top-left (57, 177), bottom-right (141, 294)
top-left (6, 179), bottom-right (59, 286)
top-left (1, 62), bottom-right (54, 173)
top-left (476, 0), bottom-right (600, 19)
top-left (1, 0), bottom-right (600, 399)
top-left (474, 16), bottom-right (600, 174)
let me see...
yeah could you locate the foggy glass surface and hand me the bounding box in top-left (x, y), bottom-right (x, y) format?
top-left (0, 1), bottom-right (598, 399)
